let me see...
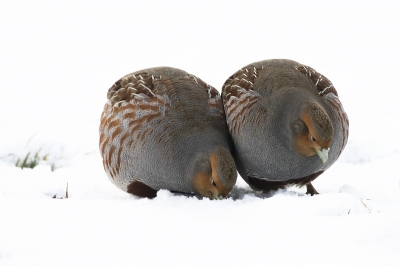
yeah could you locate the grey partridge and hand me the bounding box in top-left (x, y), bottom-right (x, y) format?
top-left (99, 67), bottom-right (237, 199)
top-left (222, 59), bottom-right (349, 195)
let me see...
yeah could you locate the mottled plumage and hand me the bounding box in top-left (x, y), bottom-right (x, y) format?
top-left (222, 59), bottom-right (349, 195)
top-left (100, 67), bottom-right (237, 199)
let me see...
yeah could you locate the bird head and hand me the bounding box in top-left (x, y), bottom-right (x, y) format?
top-left (192, 147), bottom-right (237, 199)
top-left (293, 102), bottom-right (333, 164)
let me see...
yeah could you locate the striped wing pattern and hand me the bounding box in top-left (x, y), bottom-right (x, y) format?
top-left (222, 66), bottom-right (262, 135)
top-left (185, 73), bottom-right (225, 118)
top-left (99, 73), bottom-right (171, 180)
top-left (295, 64), bottom-right (338, 97)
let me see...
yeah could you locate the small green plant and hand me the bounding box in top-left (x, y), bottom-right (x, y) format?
top-left (14, 149), bottom-right (51, 170)
top-left (1, 135), bottom-right (63, 171)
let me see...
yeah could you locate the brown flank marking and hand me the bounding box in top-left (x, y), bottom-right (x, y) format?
top-left (116, 146), bottom-right (123, 174)
top-left (120, 133), bottom-right (130, 147)
top-left (111, 127), bottom-right (122, 140)
top-left (123, 111), bottom-right (136, 120)
top-left (99, 137), bottom-right (108, 158)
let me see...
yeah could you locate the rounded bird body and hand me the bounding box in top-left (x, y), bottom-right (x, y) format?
top-left (222, 59), bottom-right (349, 194)
top-left (100, 67), bottom-right (237, 199)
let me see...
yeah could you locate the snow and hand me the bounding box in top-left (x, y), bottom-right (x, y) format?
top-left (1, 0), bottom-right (400, 265)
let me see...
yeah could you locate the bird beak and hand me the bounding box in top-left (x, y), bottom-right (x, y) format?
top-left (317, 148), bottom-right (329, 164)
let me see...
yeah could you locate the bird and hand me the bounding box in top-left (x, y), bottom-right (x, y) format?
top-left (99, 67), bottom-right (237, 199)
top-left (221, 59), bottom-right (349, 195)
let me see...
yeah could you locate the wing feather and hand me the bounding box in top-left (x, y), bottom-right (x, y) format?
top-left (99, 72), bottom-right (170, 179)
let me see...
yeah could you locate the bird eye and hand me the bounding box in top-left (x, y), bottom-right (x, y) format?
top-left (211, 179), bottom-right (217, 186)
top-left (310, 135), bottom-right (316, 142)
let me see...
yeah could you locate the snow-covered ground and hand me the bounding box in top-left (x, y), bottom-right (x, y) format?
top-left (1, 0), bottom-right (400, 265)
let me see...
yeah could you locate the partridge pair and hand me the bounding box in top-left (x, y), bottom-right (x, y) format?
top-left (99, 60), bottom-right (349, 198)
